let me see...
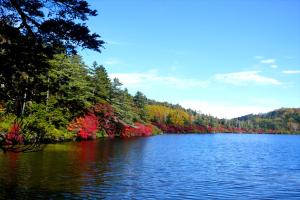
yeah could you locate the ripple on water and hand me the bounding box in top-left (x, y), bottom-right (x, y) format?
top-left (0, 134), bottom-right (300, 199)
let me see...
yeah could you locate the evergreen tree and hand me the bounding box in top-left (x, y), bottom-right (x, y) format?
top-left (134, 91), bottom-right (148, 121)
top-left (91, 63), bottom-right (112, 103)
top-left (48, 54), bottom-right (93, 116)
top-left (109, 79), bottom-right (137, 124)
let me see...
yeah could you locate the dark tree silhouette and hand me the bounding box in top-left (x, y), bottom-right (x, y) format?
top-left (0, 0), bottom-right (104, 152)
top-left (0, 0), bottom-right (104, 53)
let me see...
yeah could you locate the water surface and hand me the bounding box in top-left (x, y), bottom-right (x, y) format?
top-left (1, 134), bottom-right (300, 199)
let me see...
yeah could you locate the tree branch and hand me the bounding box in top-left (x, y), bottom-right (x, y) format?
top-left (10, 0), bottom-right (35, 36)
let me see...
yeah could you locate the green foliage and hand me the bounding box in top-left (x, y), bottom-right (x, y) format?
top-left (1, 0), bottom-right (104, 118)
top-left (235, 108), bottom-right (300, 133)
top-left (96, 130), bottom-right (108, 138)
top-left (133, 91), bottom-right (148, 122)
top-left (91, 62), bottom-right (112, 103)
top-left (0, 1), bottom-right (105, 151)
top-left (24, 102), bottom-right (74, 141)
top-left (109, 79), bottom-right (139, 124)
top-left (151, 125), bottom-right (163, 135)
top-left (48, 54), bottom-right (93, 116)
top-left (0, 114), bottom-right (16, 133)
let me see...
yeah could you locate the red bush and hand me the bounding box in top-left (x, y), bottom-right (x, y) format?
top-left (68, 103), bottom-right (125, 139)
top-left (68, 114), bottom-right (99, 139)
top-left (92, 103), bottom-right (120, 137)
top-left (69, 103), bottom-right (165, 139)
top-left (4, 122), bottom-right (24, 144)
top-left (121, 123), bottom-right (153, 138)
top-left (152, 122), bottom-right (209, 133)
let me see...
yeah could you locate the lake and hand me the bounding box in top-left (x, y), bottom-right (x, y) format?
top-left (0, 134), bottom-right (300, 199)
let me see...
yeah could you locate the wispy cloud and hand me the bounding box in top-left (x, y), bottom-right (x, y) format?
top-left (110, 70), bottom-right (283, 90)
top-left (214, 71), bottom-right (281, 85)
top-left (180, 100), bottom-right (275, 119)
top-left (254, 56), bottom-right (279, 69)
top-left (260, 58), bottom-right (276, 64)
top-left (109, 70), bottom-right (208, 89)
top-left (282, 70), bottom-right (300, 74)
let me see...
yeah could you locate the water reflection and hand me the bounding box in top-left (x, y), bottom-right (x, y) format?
top-left (0, 139), bottom-right (112, 199)
top-left (1, 134), bottom-right (300, 199)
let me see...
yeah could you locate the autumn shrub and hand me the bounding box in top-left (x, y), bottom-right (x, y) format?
top-left (0, 114), bottom-right (16, 133)
top-left (121, 123), bottom-right (155, 138)
top-left (2, 122), bottom-right (24, 145)
top-left (92, 103), bottom-right (120, 137)
top-left (68, 113), bottom-right (99, 140)
top-left (149, 124), bottom-right (162, 135)
top-left (152, 122), bottom-right (209, 133)
top-left (136, 123), bottom-right (153, 136)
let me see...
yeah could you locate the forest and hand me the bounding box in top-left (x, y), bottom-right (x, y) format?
top-left (0, 0), bottom-right (299, 152)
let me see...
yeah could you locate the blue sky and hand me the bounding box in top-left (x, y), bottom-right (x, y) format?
top-left (81, 0), bottom-right (300, 118)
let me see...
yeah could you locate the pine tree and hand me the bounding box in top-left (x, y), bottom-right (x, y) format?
top-left (91, 63), bottom-right (112, 103)
top-left (134, 91), bottom-right (148, 122)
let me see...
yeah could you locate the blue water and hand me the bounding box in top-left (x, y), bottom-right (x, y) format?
top-left (0, 134), bottom-right (300, 199)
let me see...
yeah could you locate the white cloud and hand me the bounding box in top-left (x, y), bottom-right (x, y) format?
top-left (254, 57), bottom-right (279, 68)
top-left (110, 70), bottom-right (282, 89)
top-left (109, 70), bottom-right (208, 89)
top-left (282, 70), bottom-right (300, 74)
top-left (214, 71), bottom-right (281, 85)
top-left (180, 100), bottom-right (275, 119)
top-left (270, 65), bottom-right (278, 69)
top-left (260, 58), bottom-right (276, 64)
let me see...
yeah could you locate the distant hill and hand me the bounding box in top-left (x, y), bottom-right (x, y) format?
top-left (234, 108), bottom-right (300, 133)
top-left (147, 99), bottom-right (300, 134)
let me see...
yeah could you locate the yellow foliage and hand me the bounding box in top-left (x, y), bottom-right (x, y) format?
top-left (168, 110), bottom-right (190, 126)
top-left (146, 105), bottom-right (191, 126)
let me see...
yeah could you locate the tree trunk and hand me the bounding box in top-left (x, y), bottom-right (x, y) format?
top-left (46, 75), bottom-right (49, 110)
top-left (21, 88), bottom-right (27, 115)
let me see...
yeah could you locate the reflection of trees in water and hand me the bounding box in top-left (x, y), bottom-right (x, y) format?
top-left (0, 138), bottom-right (150, 198)
top-left (0, 139), bottom-right (118, 199)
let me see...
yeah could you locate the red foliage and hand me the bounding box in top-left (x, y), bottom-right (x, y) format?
top-left (121, 123), bottom-right (153, 138)
top-left (92, 103), bottom-right (120, 137)
top-left (68, 113), bottom-right (99, 139)
top-left (152, 122), bottom-right (208, 133)
top-left (68, 103), bottom-right (124, 139)
top-left (4, 123), bottom-right (24, 144)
